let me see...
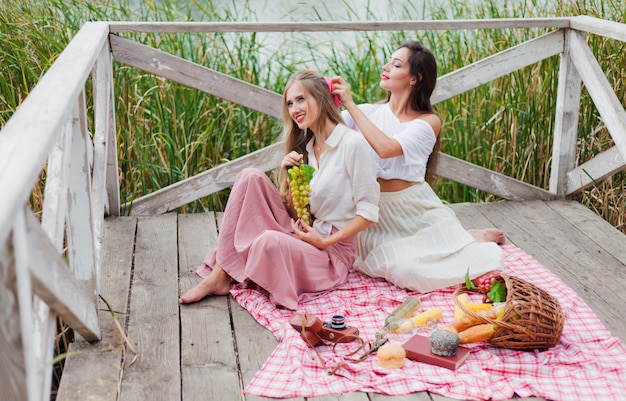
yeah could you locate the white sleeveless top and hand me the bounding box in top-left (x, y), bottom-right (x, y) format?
top-left (342, 103), bottom-right (436, 182)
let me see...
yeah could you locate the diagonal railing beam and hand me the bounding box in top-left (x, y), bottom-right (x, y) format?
top-left (109, 34), bottom-right (282, 119)
top-left (433, 30), bottom-right (565, 104)
top-left (25, 209), bottom-right (100, 342)
top-left (568, 30), bottom-right (626, 164)
top-left (433, 153), bottom-right (555, 201)
top-left (122, 142), bottom-right (284, 215)
top-left (566, 146), bottom-right (626, 195)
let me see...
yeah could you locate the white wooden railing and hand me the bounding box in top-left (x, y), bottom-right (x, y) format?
top-left (0, 16), bottom-right (624, 401)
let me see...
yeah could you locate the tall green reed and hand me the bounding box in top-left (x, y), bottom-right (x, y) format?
top-left (2, 0), bottom-right (624, 220)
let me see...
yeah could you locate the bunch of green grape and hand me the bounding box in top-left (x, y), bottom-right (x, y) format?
top-left (287, 164), bottom-right (315, 224)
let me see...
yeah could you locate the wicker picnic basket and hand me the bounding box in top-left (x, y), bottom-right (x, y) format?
top-left (452, 272), bottom-right (564, 350)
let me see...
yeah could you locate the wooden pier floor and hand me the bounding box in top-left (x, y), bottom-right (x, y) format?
top-left (56, 200), bottom-right (626, 401)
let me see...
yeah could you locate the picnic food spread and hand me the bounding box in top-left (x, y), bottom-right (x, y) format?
top-left (401, 269), bottom-right (564, 367)
top-left (288, 269), bottom-right (564, 372)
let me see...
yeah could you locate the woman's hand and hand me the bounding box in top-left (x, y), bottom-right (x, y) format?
top-left (330, 76), bottom-right (356, 108)
top-left (281, 151), bottom-right (304, 170)
top-left (291, 219), bottom-right (329, 250)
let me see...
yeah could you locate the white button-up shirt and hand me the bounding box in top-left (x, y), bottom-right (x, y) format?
top-left (306, 124), bottom-right (380, 237)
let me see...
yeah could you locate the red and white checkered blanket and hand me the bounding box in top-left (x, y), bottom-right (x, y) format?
top-left (230, 243), bottom-right (626, 400)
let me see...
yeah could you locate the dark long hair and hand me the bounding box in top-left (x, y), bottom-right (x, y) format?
top-left (388, 40), bottom-right (441, 184)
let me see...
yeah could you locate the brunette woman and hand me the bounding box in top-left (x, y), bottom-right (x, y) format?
top-left (331, 41), bottom-right (505, 292)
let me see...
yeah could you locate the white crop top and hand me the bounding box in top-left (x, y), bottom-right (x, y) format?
top-left (342, 103), bottom-right (437, 182)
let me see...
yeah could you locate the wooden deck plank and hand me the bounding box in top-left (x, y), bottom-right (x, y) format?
top-left (230, 301), bottom-right (301, 401)
top-left (370, 393), bottom-right (433, 400)
top-left (545, 200), bottom-right (626, 264)
top-left (121, 213), bottom-right (180, 401)
top-left (541, 200), bottom-right (626, 341)
top-left (311, 394), bottom-right (374, 400)
top-left (178, 212), bottom-right (243, 401)
top-left (56, 216), bottom-right (137, 401)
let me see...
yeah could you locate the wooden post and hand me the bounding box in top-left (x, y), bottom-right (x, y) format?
top-left (0, 228), bottom-right (29, 401)
top-left (549, 28), bottom-right (582, 197)
top-left (92, 39), bottom-right (118, 283)
top-left (66, 91), bottom-right (100, 338)
top-left (14, 210), bottom-right (42, 401)
top-left (105, 53), bottom-right (121, 217)
top-left (98, 35), bottom-right (121, 217)
top-left (29, 102), bottom-right (74, 401)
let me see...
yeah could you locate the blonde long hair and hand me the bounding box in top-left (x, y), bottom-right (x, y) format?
top-left (278, 70), bottom-right (344, 204)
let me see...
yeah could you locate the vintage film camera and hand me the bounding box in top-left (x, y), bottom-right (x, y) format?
top-left (289, 313), bottom-right (359, 347)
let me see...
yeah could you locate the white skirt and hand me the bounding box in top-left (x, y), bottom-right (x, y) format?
top-left (354, 183), bottom-right (504, 292)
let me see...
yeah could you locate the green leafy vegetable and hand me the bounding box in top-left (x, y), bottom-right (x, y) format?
top-left (487, 281), bottom-right (507, 303)
top-left (465, 268), bottom-right (476, 290)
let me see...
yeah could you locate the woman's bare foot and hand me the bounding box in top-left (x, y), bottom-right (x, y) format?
top-left (179, 265), bottom-right (232, 304)
top-left (468, 228), bottom-right (506, 244)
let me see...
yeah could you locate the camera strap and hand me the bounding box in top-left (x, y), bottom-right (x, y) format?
top-left (292, 314), bottom-right (371, 375)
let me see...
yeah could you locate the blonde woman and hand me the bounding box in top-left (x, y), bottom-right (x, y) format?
top-left (180, 70), bottom-right (379, 310)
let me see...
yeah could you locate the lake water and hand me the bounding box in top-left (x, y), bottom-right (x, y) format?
top-left (129, 0), bottom-right (557, 70)
top-left (200, 0), bottom-right (434, 22)
top-left (177, 0), bottom-right (442, 67)
top-left (129, 0), bottom-right (451, 60)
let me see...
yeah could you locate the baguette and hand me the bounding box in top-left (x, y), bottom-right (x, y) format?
top-left (458, 323), bottom-right (496, 344)
top-left (450, 308), bottom-right (497, 332)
